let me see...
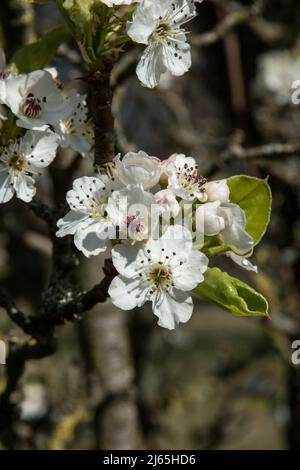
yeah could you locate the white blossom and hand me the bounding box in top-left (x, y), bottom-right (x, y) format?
top-left (166, 153), bottom-right (207, 202)
top-left (107, 184), bottom-right (158, 241)
top-left (127, 0), bottom-right (196, 88)
top-left (0, 131), bottom-right (58, 203)
top-left (114, 151), bottom-right (162, 189)
top-left (109, 225), bottom-right (208, 330)
top-left (196, 201), bottom-right (254, 254)
top-left (56, 175), bottom-right (119, 257)
top-left (53, 89), bottom-right (94, 158)
top-left (3, 70), bottom-right (69, 131)
top-left (154, 188), bottom-right (180, 218)
top-left (204, 179), bottom-right (230, 203)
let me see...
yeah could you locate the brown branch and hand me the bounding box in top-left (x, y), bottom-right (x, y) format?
top-left (87, 59), bottom-right (116, 169)
top-left (50, 259), bottom-right (117, 324)
top-left (0, 287), bottom-right (37, 335)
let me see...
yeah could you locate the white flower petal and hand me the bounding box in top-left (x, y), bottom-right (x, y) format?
top-left (136, 43), bottom-right (166, 88)
top-left (0, 171), bottom-right (14, 203)
top-left (109, 275), bottom-right (149, 310)
top-left (227, 252), bottom-right (258, 273)
top-left (154, 189), bottom-right (180, 218)
top-left (114, 151), bottom-right (161, 189)
top-left (205, 179), bottom-right (230, 203)
top-left (172, 250), bottom-right (208, 291)
top-left (14, 172), bottom-right (36, 202)
top-left (56, 210), bottom-right (89, 237)
top-left (152, 289), bottom-right (193, 330)
top-left (162, 37), bottom-right (191, 77)
top-left (195, 201), bottom-right (225, 237)
top-left (66, 175), bottom-right (106, 212)
top-left (74, 222), bottom-right (110, 257)
top-left (111, 243), bottom-right (146, 278)
top-left (220, 204), bottom-right (253, 253)
top-left (23, 130), bottom-right (58, 168)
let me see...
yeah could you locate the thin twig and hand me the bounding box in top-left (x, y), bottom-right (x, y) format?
top-left (222, 141), bottom-right (300, 161)
top-left (191, 0), bottom-right (264, 47)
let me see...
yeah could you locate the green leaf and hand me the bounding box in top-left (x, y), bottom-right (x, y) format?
top-left (194, 268), bottom-right (269, 317)
top-left (227, 175), bottom-right (272, 245)
top-left (11, 26), bottom-right (69, 73)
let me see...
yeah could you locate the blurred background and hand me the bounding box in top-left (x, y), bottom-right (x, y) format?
top-left (0, 0), bottom-right (300, 450)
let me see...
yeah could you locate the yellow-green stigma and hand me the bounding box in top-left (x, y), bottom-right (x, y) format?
top-left (8, 153), bottom-right (27, 173)
top-left (150, 20), bottom-right (172, 42)
top-left (145, 263), bottom-right (172, 291)
top-left (90, 196), bottom-right (107, 221)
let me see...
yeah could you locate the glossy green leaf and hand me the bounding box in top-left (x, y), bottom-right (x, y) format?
top-left (194, 268), bottom-right (269, 317)
top-left (11, 26), bottom-right (68, 73)
top-left (227, 175), bottom-right (272, 245)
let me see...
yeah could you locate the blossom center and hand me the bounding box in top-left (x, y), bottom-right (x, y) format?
top-left (20, 92), bottom-right (42, 118)
top-left (126, 214), bottom-right (143, 233)
top-left (145, 263), bottom-right (172, 291)
top-left (90, 196), bottom-right (107, 221)
top-left (62, 118), bottom-right (76, 135)
top-left (176, 163), bottom-right (207, 196)
top-left (7, 153), bottom-right (27, 173)
top-left (150, 20), bottom-right (172, 42)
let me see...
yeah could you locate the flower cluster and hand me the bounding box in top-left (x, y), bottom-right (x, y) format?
top-left (0, 51), bottom-right (94, 203)
top-left (57, 151), bottom-right (257, 330)
top-left (0, 0), bottom-right (268, 331)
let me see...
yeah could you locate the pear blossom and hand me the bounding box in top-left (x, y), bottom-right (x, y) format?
top-left (114, 151), bottom-right (161, 189)
top-left (108, 225), bottom-right (208, 330)
top-left (196, 201), bottom-right (254, 254)
top-left (154, 188), bottom-right (180, 218)
top-left (196, 200), bottom-right (226, 236)
top-left (0, 131), bottom-right (58, 203)
top-left (204, 179), bottom-right (230, 203)
top-left (3, 70), bottom-right (69, 131)
top-left (56, 175), bottom-right (121, 257)
top-left (53, 89), bottom-right (94, 159)
top-left (127, 0), bottom-right (197, 88)
top-left (107, 184), bottom-right (158, 241)
top-left (166, 153), bottom-right (207, 202)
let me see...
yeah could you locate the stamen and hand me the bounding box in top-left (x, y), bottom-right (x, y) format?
top-left (20, 92), bottom-right (42, 118)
